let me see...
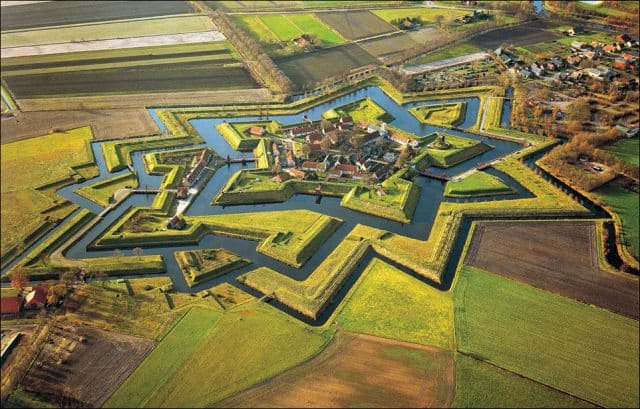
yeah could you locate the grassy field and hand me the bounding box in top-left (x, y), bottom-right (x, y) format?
top-left (407, 43), bottom-right (482, 66)
top-left (1, 126), bottom-right (96, 264)
top-left (333, 97), bottom-right (394, 123)
top-left (454, 265), bottom-right (639, 408)
top-left (593, 184), bottom-right (639, 260)
top-left (409, 102), bottom-right (466, 127)
top-left (1, 0), bottom-right (194, 31)
top-left (1, 15), bottom-right (214, 48)
top-left (316, 10), bottom-right (396, 40)
top-left (444, 171), bottom-right (514, 198)
top-left (233, 13), bottom-right (344, 58)
top-left (602, 137), bottom-right (639, 166)
top-left (212, 1), bottom-right (398, 12)
top-left (371, 7), bottom-right (468, 24)
top-left (75, 172), bottom-right (138, 207)
top-left (278, 43), bottom-right (378, 89)
top-left (336, 258), bottom-right (454, 349)
top-left (453, 354), bottom-right (595, 408)
top-left (106, 302), bottom-right (332, 407)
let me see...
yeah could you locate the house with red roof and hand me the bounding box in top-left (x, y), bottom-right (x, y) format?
top-left (24, 286), bottom-right (48, 310)
top-left (1, 297), bottom-right (23, 317)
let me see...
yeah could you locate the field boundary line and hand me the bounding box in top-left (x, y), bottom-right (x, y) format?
top-left (457, 351), bottom-right (603, 408)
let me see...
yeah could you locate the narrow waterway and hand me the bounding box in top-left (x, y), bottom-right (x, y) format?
top-left (1, 85), bottom-right (606, 323)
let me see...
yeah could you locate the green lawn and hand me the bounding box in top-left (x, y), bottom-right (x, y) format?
top-left (454, 265), bottom-right (639, 408)
top-left (371, 7), bottom-right (467, 24)
top-left (593, 184), bottom-right (639, 260)
top-left (415, 133), bottom-right (492, 168)
top-left (407, 43), bottom-right (482, 66)
top-left (444, 171), bottom-right (514, 198)
top-left (260, 15), bottom-right (303, 41)
top-left (75, 171), bottom-right (138, 207)
top-left (288, 14), bottom-right (344, 45)
top-left (602, 137), bottom-right (639, 166)
top-left (453, 354), bottom-right (595, 408)
top-left (106, 302), bottom-right (331, 407)
top-left (409, 102), bottom-right (466, 127)
top-left (336, 258), bottom-right (454, 349)
top-left (334, 97), bottom-right (394, 123)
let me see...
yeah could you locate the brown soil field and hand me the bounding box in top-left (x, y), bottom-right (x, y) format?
top-left (21, 324), bottom-right (154, 407)
top-left (465, 221), bottom-right (639, 319)
top-left (15, 88), bottom-right (273, 111)
top-left (217, 331), bottom-right (455, 408)
top-left (1, 109), bottom-right (160, 143)
top-left (470, 21), bottom-right (561, 49)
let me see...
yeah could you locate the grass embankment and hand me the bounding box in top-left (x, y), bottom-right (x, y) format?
top-left (3, 209), bottom-right (95, 281)
top-left (453, 354), bottom-right (596, 408)
top-left (240, 157), bottom-right (589, 318)
top-left (593, 184), bottom-right (639, 261)
top-left (175, 249), bottom-right (251, 288)
top-left (92, 209), bottom-right (340, 268)
top-left (212, 169), bottom-right (354, 205)
top-left (215, 122), bottom-right (261, 151)
top-left (444, 171), bottom-right (514, 198)
top-left (1, 126), bottom-right (97, 268)
top-left (414, 133), bottom-right (492, 169)
top-left (341, 169), bottom-right (420, 223)
top-left (76, 172), bottom-right (138, 206)
top-left (105, 302), bottom-right (332, 408)
top-left (328, 97), bottom-right (394, 123)
top-left (454, 265), bottom-right (639, 408)
top-left (409, 102), bottom-right (467, 127)
top-left (144, 147), bottom-right (217, 189)
top-left (336, 258), bottom-right (454, 349)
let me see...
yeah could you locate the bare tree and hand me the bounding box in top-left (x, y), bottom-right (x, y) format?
top-left (9, 266), bottom-right (29, 290)
top-left (133, 247), bottom-right (144, 260)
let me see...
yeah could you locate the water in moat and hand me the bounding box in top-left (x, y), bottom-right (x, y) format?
top-left (2, 85), bottom-right (585, 323)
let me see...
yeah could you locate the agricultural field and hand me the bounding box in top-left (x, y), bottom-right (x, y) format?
top-left (3, 42), bottom-right (259, 99)
top-left (1, 109), bottom-right (160, 143)
top-left (454, 265), bottom-right (639, 408)
top-left (218, 331), bottom-right (455, 408)
top-left (371, 7), bottom-right (468, 24)
top-left (358, 32), bottom-right (419, 59)
top-left (0, 127), bottom-right (96, 266)
top-left (316, 10), bottom-right (396, 40)
top-left (602, 137), bottom-right (639, 166)
top-left (469, 20), bottom-right (561, 50)
top-left (444, 171), bottom-right (514, 198)
top-left (232, 13), bottom-right (344, 58)
top-left (211, 1), bottom-right (399, 12)
top-left (453, 354), bottom-right (595, 408)
top-left (0, 1), bottom-right (194, 31)
top-left (1, 15), bottom-right (215, 50)
top-left (20, 325), bottom-right (154, 408)
top-left (277, 43), bottom-right (378, 90)
top-left (464, 221), bottom-right (639, 318)
top-left (593, 184), bottom-right (640, 261)
top-left (106, 302), bottom-right (331, 407)
top-left (336, 258), bottom-right (454, 349)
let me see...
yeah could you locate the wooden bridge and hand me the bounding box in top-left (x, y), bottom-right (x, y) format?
top-left (417, 170), bottom-right (451, 181)
top-left (226, 155), bottom-right (257, 164)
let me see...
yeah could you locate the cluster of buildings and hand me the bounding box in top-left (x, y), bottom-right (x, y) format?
top-left (265, 116), bottom-right (418, 184)
top-left (496, 29), bottom-right (639, 85)
top-left (1, 285), bottom-right (60, 318)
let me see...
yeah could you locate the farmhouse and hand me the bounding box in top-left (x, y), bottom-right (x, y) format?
top-left (1, 297), bottom-right (22, 318)
top-left (273, 172), bottom-right (291, 184)
top-left (24, 286), bottom-right (48, 310)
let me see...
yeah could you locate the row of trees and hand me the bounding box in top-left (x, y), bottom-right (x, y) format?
top-left (210, 9), bottom-right (293, 94)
